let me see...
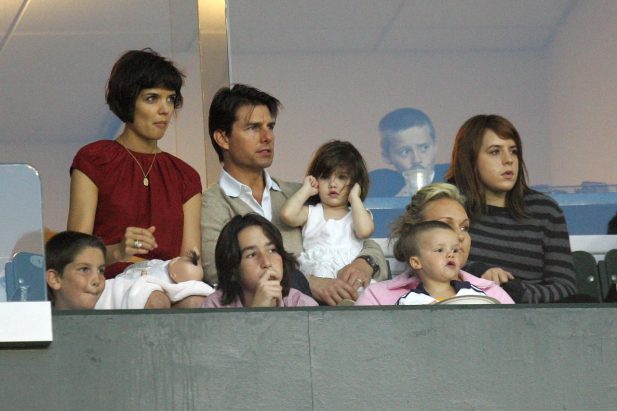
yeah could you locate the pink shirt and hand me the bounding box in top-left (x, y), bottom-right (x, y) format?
top-left (202, 288), bottom-right (318, 308)
top-left (355, 270), bottom-right (515, 305)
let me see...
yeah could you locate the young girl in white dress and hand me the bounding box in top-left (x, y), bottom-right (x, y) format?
top-left (281, 140), bottom-right (374, 285)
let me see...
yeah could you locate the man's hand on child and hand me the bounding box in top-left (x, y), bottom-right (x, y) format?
top-left (309, 276), bottom-right (357, 306)
top-left (337, 258), bottom-right (372, 289)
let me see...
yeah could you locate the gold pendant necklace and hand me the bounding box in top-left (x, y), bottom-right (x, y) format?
top-left (120, 144), bottom-right (158, 187)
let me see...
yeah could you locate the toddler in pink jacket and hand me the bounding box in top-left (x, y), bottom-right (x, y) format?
top-left (356, 221), bottom-right (513, 305)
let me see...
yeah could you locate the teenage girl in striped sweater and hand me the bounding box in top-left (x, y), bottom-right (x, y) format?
top-left (447, 114), bottom-right (577, 303)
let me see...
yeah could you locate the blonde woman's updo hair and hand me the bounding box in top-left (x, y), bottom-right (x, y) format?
top-left (391, 183), bottom-right (466, 262)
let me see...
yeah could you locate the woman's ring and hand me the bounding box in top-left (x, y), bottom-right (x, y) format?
top-left (134, 240), bottom-right (142, 249)
top-left (355, 278), bottom-right (363, 286)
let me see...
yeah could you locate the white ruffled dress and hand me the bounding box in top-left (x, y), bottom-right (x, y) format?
top-left (298, 204), bottom-right (364, 279)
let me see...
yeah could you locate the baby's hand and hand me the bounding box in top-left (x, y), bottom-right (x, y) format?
top-left (349, 183), bottom-right (362, 200)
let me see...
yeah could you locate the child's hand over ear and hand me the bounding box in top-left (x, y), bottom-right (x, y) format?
top-left (301, 175), bottom-right (319, 197)
top-left (349, 183), bottom-right (362, 200)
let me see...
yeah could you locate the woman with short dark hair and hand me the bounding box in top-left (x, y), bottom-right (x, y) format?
top-left (68, 48), bottom-right (202, 278)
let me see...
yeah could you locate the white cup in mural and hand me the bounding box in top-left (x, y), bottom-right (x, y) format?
top-left (402, 168), bottom-right (431, 197)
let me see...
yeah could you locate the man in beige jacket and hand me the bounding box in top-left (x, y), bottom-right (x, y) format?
top-left (201, 84), bottom-right (386, 305)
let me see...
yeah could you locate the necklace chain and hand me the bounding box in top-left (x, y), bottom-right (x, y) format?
top-left (119, 143), bottom-right (158, 187)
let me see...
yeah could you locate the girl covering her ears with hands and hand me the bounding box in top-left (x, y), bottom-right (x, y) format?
top-left (203, 213), bottom-right (317, 308)
top-left (67, 49), bottom-right (202, 278)
top-left (280, 140), bottom-right (375, 302)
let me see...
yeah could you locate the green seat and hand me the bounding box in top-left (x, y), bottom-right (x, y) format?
top-left (572, 251), bottom-right (602, 301)
top-left (598, 249), bottom-right (617, 301)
